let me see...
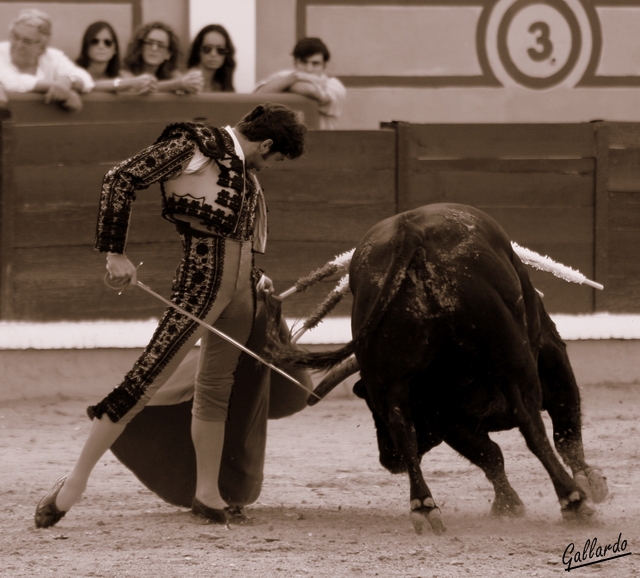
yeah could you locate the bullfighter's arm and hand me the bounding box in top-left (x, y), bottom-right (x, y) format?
top-left (95, 132), bottom-right (197, 254)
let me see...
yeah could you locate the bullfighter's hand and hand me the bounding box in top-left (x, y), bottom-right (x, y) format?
top-left (256, 274), bottom-right (275, 296)
top-left (106, 253), bottom-right (138, 287)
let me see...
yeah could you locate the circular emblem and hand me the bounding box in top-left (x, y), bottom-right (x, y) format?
top-left (481, 0), bottom-right (594, 89)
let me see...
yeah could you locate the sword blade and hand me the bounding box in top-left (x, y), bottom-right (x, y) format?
top-left (136, 281), bottom-right (319, 398)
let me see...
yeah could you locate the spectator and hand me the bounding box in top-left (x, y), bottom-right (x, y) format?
top-left (75, 21), bottom-right (155, 95)
top-left (254, 37), bottom-right (346, 130)
top-left (187, 24), bottom-right (236, 92)
top-left (0, 8), bottom-right (94, 111)
top-left (122, 22), bottom-right (203, 95)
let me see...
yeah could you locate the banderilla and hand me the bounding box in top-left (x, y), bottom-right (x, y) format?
top-left (104, 270), bottom-right (319, 399)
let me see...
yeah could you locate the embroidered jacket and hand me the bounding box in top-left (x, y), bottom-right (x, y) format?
top-left (95, 123), bottom-right (267, 254)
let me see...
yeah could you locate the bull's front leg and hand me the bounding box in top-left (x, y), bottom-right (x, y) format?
top-left (386, 404), bottom-right (445, 535)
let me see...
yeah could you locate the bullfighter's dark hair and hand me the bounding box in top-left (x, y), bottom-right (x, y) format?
top-left (187, 24), bottom-right (236, 92)
top-left (292, 37), bottom-right (330, 63)
top-left (76, 21), bottom-right (121, 79)
top-left (235, 103), bottom-right (307, 160)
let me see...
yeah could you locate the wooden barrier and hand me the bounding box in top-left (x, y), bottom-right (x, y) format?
top-left (604, 123), bottom-right (640, 312)
top-left (1, 97), bottom-right (639, 321)
top-left (382, 121), bottom-right (640, 314)
top-left (0, 93), bottom-right (396, 321)
top-left (0, 93), bottom-right (327, 321)
top-left (382, 121), bottom-right (601, 313)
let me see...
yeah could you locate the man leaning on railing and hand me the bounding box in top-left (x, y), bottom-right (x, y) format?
top-left (0, 8), bottom-right (94, 111)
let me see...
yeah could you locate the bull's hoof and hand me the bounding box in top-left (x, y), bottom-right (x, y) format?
top-left (491, 499), bottom-right (525, 518)
top-left (490, 487), bottom-right (525, 518)
top-left (560, 491), bottom-right (595, 521)
top-left (574, 468), bottom-right (608, 504)
top-left (410, 499), bottom-right (446, 535)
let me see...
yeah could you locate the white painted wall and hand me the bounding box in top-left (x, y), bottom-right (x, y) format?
top-left (189, 0), bottom-right (256, 93)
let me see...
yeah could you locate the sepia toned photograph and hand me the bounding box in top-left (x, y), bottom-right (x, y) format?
top-left (1, 1), bottom-right (639, 576)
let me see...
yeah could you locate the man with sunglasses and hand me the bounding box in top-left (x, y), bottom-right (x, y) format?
top-left (0, 8), bottom-right (94, 110)
top-left (255, 37), bottom-right (346, 130)
top-left (35, 103), bottom-right (308, 529)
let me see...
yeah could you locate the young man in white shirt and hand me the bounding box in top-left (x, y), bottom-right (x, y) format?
top-left (255, 37), bottom-right (346, 130)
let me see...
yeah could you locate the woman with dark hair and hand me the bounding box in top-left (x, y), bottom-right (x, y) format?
top-left (75, 21), bottom-right (155, 94)
top-left (122, 21), bottom-right (203, 94)
top-left (187, 24), bottom-right (236, 92)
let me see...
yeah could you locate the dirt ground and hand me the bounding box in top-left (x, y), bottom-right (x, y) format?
top-left (1, 381), bottom-right (639, 578)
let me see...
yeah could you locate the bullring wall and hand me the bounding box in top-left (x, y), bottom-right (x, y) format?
top-left (1, 95), bottom-right (638, 322)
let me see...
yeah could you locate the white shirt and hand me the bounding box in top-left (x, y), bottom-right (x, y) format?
top-left (0, 41), bottom-right (94, 93)
top-left (183, 126), bottom-right (244, 173)
top-left (255, 70), bottom-right (346, 130)
top-left (180, 126), bottom-right (268, 253)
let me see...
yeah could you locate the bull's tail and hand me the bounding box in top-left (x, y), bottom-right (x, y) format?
top-left (265, 213), bottom-right (423, 372)
top-left (264, 292), bottom-right (356, 371)
top-left (347, 213), bottom-right (426, 351)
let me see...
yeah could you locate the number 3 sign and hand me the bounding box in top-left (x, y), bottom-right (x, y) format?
top-left (482, 0), bottom-right (593, 89)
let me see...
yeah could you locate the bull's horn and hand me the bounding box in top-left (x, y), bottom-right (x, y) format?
top-left (307, 354), bottom-right (360, 406)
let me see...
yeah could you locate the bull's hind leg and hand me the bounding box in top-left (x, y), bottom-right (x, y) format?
top-left (378, 390), bottom-right (445, 536)
top-left (486, 326), bottom-right (594, 520)
top-left (503, 362), bottom-right (594, 519)
top-left (538, 337), bottom-right (608, 504)
top-left (444, 428), bottom-right (525, 517)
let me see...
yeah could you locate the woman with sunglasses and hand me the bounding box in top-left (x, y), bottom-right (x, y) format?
top-left (122, 22), bottom-right (203, 94)
top-left (187, 24), bottom-right (236, 93)
top-left (76, 21), bottom-right (155, 94)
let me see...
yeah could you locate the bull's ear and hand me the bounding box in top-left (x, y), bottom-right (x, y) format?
top-left (352, 379), bottom-right (367, 399)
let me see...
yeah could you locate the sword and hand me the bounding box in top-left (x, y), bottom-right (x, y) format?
top-left (104, 272), bottom-right (317, 397)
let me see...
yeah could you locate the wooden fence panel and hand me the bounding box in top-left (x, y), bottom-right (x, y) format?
top-left (13, 194), bottom-right (173, 249)
top-left (9, 243), bottom-right (181, 320)
top-left (0, 94), bottom-right (319, 320)
top-left (395, 123), bottom-right (601, 313)
top-left (603, 123), bottom-right (640, 312)
top-left (257, 130), bottom-right (397, 320)
top-left (13, 164), bottom-right (110, 204)
top-left (12, 122), bottom-right (171, 166)
top-left (0, 96), bottom-right (393, 321)
top-left (408, 161), bottom-right (594, 208)
top-left (3, 108), bottom-right (640, 320)
top-left (6, 92), bottom-right (321, 127)
top-left (407, 123), bottom-right (596, 160)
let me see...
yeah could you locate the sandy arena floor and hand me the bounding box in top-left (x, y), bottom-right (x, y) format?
top-left (1, 382), bottom-right (639, 578)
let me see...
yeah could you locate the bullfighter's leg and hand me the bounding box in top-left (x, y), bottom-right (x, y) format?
top-left (443, 428), bottom-right (525, 517)
top-left (538, 336), bottom-right (608, 504)
top-left (370, 384), bottom-right (445, 536)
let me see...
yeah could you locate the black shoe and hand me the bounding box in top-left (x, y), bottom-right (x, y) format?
top-left (191, 498), bottom-right (229, 525)
top-left (225, 505), bottom-right (252, 525)
top-left (35, 476), bottom-right (67, 529)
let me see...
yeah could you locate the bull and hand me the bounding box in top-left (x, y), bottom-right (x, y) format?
top-left (268, 203), bottom-right (608, 535)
